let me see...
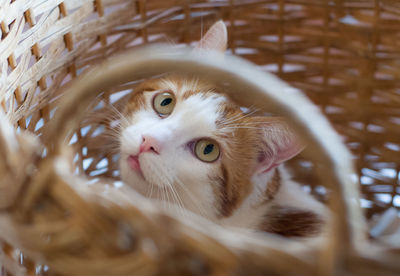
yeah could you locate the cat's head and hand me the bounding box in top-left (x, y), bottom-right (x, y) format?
top-left (119, 21), bottom-right (304, 220)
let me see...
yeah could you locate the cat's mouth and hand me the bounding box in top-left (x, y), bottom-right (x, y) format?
top-left (127, 153), bottom-right (175, 190)
top-left (126, 154), bottom-right (156, 184)
top-left (127, 155), bottom-right (142, 175)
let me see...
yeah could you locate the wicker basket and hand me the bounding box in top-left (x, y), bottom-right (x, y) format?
top-left (0, 0), bottom-right (399, 275)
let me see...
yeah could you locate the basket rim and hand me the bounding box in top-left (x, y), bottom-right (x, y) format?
top-left (43, 44), bottom-right (366, 257)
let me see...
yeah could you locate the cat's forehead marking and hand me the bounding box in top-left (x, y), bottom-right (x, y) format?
top-left (160, 77), bottom-right (218, 100)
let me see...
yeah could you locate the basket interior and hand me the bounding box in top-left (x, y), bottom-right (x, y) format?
top-left (1, 0), bottom-right (400, 275)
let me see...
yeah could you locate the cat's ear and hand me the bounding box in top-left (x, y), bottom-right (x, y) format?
top-left (252, 117), bottom-right (305, 174)
top-left (196, 20), bottom-right (228, 53)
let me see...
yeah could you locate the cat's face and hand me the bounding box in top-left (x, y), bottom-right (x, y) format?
top-left (119, 76), bottom-right (303, 221)
top-left (119, 76), bottom-right (251, 219)
top-left (119, 21), bottom-right (304, 222)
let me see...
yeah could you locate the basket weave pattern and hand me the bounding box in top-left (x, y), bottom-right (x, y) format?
top-left (0, 0), bottom-right (400, 275)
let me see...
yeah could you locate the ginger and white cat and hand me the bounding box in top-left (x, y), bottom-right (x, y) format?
top-left (119, 21), bottom-right (328, 238)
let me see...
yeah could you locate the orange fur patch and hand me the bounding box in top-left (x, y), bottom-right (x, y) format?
top-left (214, 100), bottom-right (280, 217)
top-left (260, 205), bottom-right (323, 237)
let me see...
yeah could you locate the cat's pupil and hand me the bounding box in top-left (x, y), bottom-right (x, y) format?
top-left (161, 98), bottom-right (172, 106)
top-left (204, 144), bottom-right (214, 155)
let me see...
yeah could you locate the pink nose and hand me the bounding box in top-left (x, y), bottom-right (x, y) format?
top-left (139, 135), bottom-right (161, 154)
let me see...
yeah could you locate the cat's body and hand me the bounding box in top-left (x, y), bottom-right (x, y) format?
top-left (118, 21), bottom-right (328, 238)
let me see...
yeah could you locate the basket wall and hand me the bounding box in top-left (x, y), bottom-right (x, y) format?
top-left (1, 0), bottom-right (400, 275)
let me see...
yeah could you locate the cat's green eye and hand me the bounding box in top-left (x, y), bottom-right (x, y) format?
top-left (195, 139), bottom-right (220, 162)
top-left (153, 92), bottom-right (175, 116)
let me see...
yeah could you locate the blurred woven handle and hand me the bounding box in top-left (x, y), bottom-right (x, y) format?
top-left (45, 44), bottom-right (365, 261)
top-left (0, 111), bottom-right (41, 209)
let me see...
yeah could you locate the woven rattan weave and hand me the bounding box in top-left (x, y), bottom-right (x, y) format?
top-left (0, 1), bottom-right (399, 275)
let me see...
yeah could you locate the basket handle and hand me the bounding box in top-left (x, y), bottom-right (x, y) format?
top-left (45, 45), bottom-right (366, 270)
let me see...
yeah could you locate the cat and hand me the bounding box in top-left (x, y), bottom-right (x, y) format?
top-left (118, 21), bottom-right (328, 238)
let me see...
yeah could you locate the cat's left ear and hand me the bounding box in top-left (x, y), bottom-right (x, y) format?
top-left (196, 20), bottom-right (228, 53)
top-left (252, 117), bottom-right (305, 174)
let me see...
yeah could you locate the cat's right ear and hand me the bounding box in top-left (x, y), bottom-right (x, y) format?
top-left (196, 20), bottom-right (228, 53)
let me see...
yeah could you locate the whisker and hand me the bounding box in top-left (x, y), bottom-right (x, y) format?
top-left (107, 103), bottom-right (130, 125)
top-left (220, 107), bottom-right (260, 126)
top-left (174, 184), bottom-right (187, 216)
top-left (175, 177), bottom-right (209, 219)
top-left (222, 126), bottom-right (264, 130)
top-left (225, 121), bottom-right (263, 126)
top-left (167, 184), bottom-right (186, 217)
top-left (165, 186), bottom-right (171, 211)
top-left (148, 179), bottom-right (155, 199)
top-left (161, 185), bottom-right (166, 210)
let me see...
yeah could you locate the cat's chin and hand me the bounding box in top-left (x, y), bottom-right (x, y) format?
top-left (119, 158), bottom-right (170, 197)
top-left (120, 160), bottom-right (147, 193)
